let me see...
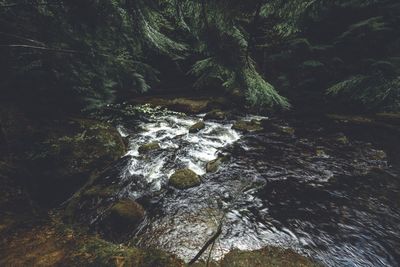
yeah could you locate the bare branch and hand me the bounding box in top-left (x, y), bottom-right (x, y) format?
top-left (0, 32), bottom-right (46, 46)
top-left (0, 44), bottom-right (82, 54)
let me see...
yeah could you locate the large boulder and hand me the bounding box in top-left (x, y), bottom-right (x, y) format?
top-left (169, 168), bottom-right (201, 189)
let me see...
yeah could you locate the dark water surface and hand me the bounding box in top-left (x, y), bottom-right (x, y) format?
top-left (79, 105), bottom-right (400, 266)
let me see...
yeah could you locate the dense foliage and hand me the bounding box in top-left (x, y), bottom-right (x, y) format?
top-left (1, 0), bottom-right (399, 112)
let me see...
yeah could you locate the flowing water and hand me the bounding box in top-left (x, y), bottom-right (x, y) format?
top-left (77, 105), bottom-right (400, 266)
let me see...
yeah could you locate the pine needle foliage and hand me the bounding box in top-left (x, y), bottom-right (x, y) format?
top-left (181, 0), bottom-right (289, 110)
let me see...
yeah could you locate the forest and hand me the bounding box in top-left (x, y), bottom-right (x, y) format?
top-left (0, 0), bottom-right (399, 266)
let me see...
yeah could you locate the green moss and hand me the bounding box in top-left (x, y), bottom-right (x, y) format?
top-left (189, 121), bottom-right (206, 133)
top-left (71, 236), bottom-right (185, 267)
top-left (220, 247), bottom-right (319, 267)
top-left (138, 142), bottom-right (161, 154)
top-left (169, 168), bottom-right (201, 189)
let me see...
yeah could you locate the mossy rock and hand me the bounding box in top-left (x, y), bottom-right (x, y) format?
top-left (204, 109), bottom-right (229, 121)
top-left (206, 155), bottom-right (230, 173)
top-left (189, 121), bottom-right (206, 133)
top-left (232, 120), bottom-right (264, 133)
top-left (108, 199), bottom-right (145, 225)
top-left (169, 168), bottom-right (201, 189)
top-left (138, 142), bottom-right (161, 154)
top-left (220, 247), bottom-right (319, 267)
top-left (100, 199), bottom-right (145, 240)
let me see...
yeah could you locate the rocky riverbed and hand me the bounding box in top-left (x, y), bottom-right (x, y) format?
top-left (1, 100), bottom-right (399, 266)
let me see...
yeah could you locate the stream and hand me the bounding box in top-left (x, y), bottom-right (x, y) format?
top-left (76, 105), bottom-right (400, 267)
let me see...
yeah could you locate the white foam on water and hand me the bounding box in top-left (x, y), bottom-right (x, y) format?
top-left (119, 108), bottom-right (241, 193)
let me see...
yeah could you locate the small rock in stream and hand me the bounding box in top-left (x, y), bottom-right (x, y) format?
top-left (169, 168), bottom-right (201, 189)
top-left (206, 155), bottom-right (230, 173)
top-left (138, 142), bottom-right (161, 154)
top-left (189, 121), bottom-right (206, 133)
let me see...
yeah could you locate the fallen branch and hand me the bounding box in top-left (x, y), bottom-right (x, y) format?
top-left (188, 183), bottom-right (254, 265)
top-left (188, 222), bottom-right (222, 265)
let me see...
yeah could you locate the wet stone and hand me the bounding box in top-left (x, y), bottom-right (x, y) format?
top-left (100, 199), bottom-right (145, 240)
top-left (189, 121), bottom-right (206, 133)
top-left (206, 155), bottom-right (230, 173)
top-left (138, 142), bottom-right (161, 154)
top-left (169, 168), bottom-right (201, 189)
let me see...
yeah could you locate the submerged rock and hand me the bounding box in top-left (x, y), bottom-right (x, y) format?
top-left (138, 142), bottom-right (161, 154)
top-left (232, 120), bottom-right (264, 133)
top-left (206, 155), bottom-right (230, 173)
top-left (189, 121), bottom-right (206, 133)
top-left (169, 168), bottom-right (201, 189)
top-left (220, 247), bottom-right (318, 267)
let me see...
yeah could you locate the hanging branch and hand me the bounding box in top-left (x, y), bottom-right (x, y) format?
top-left (246, 0), bottom-right (263, 66)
